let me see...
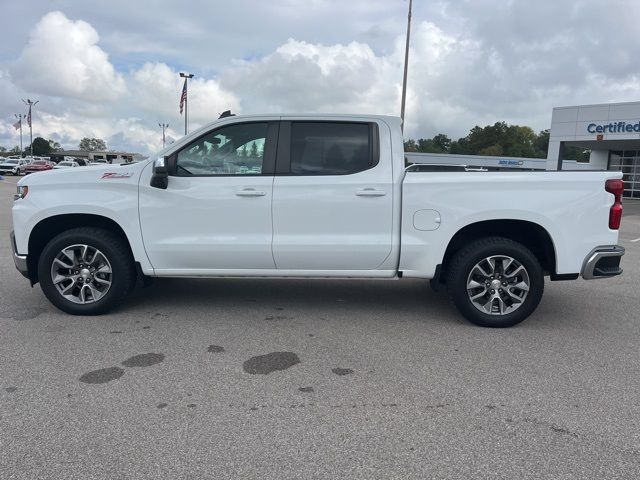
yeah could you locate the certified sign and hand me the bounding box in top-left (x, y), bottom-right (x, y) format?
top-left (587, 121), bottom-right (640, 134)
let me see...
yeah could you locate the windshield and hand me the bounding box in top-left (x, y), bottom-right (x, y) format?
top-left (32, 161), bottom-right (46, 165)
top-left (5, 160), bottom-right (19, 164)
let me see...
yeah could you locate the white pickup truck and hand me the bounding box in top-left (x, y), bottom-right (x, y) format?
top-left (10, 114), bottom-right (625, 327)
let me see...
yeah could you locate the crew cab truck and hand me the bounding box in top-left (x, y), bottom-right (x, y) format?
top-left (10, 114), bottom-right (625, 327)
top-left (0, 158), bottom-right (28, 176)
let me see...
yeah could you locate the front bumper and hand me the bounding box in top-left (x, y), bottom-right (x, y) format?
top-left (581, 245), bottom-right (625, 280)
top-left (10, 231), bottom-right (29, 279)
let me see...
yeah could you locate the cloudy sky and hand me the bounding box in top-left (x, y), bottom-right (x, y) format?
top-left (0, 0), bottom-right (639, 154)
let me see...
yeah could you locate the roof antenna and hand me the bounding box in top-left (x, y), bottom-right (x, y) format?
top-left (218, 110), bottom-right (235, 119)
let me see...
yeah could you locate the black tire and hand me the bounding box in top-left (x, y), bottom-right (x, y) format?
top-left (446, 237), bottom-right (544, 328)
top-left (38, 227), bottom-right (136, 315)
top-left (429, 277), bottom-right (445, 293)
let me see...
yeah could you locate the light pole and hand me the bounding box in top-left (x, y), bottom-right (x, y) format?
top-left (159, 123), bottom-right (169, 148)
top-left (400, 0), bottom-right (413, 131)
top-left (14, 114), bottom-right (25, 154)
top-left (179, 72), bottom-right (194, 135)
top-left (22, 98), bottom-right (39, 158)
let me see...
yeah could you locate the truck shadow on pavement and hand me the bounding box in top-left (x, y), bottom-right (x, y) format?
top-left (123, 277), bottom-right (460, 325)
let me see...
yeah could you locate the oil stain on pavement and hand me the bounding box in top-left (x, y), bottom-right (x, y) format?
top-left (243, 352), bottom-right (300, 374)
top-left (332, 368), bottom-right (354, 376)
top-left (121, 353), bottom-right (165, 367)
top-left (207, 345), bottom-right (225, 353)
top-left (1, 306), bottom-right (47, 322)
top-left (79, 367), bottom-right (125, 384)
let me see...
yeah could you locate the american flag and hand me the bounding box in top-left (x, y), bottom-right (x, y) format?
top-left (27, 108), bottom-right (31, 127)
top-left (12, 119), bottom-right (21, 130)
top-left (179, 79), bottom-right (187, 115)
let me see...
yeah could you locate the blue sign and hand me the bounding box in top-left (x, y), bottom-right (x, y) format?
top-left (587, 121), bottom-right (640, 134)
top-left (498, 159), bottom-right (525, 166)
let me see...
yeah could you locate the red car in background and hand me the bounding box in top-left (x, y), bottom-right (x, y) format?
top-left (25, 160), bottom-right (54, 174)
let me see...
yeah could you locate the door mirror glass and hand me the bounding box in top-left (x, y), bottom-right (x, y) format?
top-left (151, 156), bottom-right (169, 189)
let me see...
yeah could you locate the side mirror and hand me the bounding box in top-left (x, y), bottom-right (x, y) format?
top-left (150, 156), bottom-right (169, 189)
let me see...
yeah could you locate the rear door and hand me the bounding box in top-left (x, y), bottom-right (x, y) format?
top-left (272, 119), bottom-right (393, 270)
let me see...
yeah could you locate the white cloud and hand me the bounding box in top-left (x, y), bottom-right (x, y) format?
top-left (2, 2), bottom-right (640, 154)
top-left (12, 11), bottom-right (125, 102)
top-left (131, 62), bottom-right (240, 123)
top-left (222, 38), bottom-right (398, 114)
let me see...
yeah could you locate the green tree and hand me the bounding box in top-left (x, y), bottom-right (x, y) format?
top-left (533, 130), bottom-right (550, 158)
top-left (478, 145), bottom-right (504, 156)
top-left (404, 139), bottom-right (418, 152)
top-left (249, 142), bottom-right (259, 158)
top-left (404, 122), bottom-right (569, 161)
top-left (78, 137), bottom-right (107, 151)
top-left (48, 139), bottom-right (62, 151)
top-left (432, 134), bottom-right (451, 152)
top-left (25, 137), bottom-right (53, 156)
top-left (563, 146), bottom-right (591, 162)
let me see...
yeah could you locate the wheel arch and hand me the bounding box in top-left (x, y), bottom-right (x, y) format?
top-left (26, 214), bottom-right (135, 285)
top-left (439, 219), bottom-right (557, 283)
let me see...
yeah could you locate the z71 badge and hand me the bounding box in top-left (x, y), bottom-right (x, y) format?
top-left (101, 172), bottom-right (133, 179)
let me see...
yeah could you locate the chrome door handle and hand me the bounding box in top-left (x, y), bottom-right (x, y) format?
top-left (356, 188), bottom-right (386, 197)
top-left (236, 188), bottom-right (267, 197)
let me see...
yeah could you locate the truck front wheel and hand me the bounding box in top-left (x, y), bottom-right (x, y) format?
top-left (446, 237), bottom-right (544, 328)
top-left (38, 227), bottom-right (136, 315)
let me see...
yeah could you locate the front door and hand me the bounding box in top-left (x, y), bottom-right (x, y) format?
top-left (139, 121), bottom-right (279, 273)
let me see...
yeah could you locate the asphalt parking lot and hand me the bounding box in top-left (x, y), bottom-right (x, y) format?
top-left (1, 174), bottom-right (639, 479)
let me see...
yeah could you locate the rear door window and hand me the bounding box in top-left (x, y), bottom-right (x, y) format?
top-left (289, 122), bottom-right (377, 175)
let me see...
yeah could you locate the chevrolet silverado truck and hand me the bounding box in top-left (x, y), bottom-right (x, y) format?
top-left (0, 157), bottom-right (28, 175)
top-left (10, 114), bottom-right (625, 327)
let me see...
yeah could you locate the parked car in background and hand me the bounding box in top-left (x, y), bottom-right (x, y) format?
top-left (24, 160), bottom-right (54, 174)
top-left (0, 158), bottom-right (29, 175)
top-left (53, 161), bottom-right (80, 169)
top-left (87, 159), bottom-right (108, 166)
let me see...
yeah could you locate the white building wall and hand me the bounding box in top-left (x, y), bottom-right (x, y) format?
top-left (589, 150), bottom-right (609, 170)
top-left (546, 101), bottom-right (640, 170)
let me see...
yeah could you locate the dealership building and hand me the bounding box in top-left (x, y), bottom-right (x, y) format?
top-left (546, 101), bottom-right (640, 198)
top-left (411, 100), bottom-right (640, 199)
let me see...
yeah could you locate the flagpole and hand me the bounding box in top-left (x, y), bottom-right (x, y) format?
top-left (23, 98), bottom-right (38, 157)
top-left (185, 81), bottom-right (188, 135)
top-left (400, 0), bottom-right (413, 132)
top-left (179, 72), bottom-right (194, 135)
top-left (159, 123), bottom-right (168, 148)
top-left (14, 114), bottom-right (24, 154)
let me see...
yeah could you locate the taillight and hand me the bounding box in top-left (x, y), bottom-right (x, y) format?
top-left (605, 179), bottom-right (624, 230)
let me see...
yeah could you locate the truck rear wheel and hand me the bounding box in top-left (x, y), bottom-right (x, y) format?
top-left (446, 237), bottom-right (544, 328)
top-left (38, 227), bottom-right (136, 315)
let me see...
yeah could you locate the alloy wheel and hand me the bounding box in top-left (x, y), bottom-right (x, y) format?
top-left (50, 244), bottom-right (113, 304)
top-left (466, 255), bottom-right (530, 315)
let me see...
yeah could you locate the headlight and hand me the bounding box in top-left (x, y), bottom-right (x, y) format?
top-left (14, 185), bottom-right (28, 201)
